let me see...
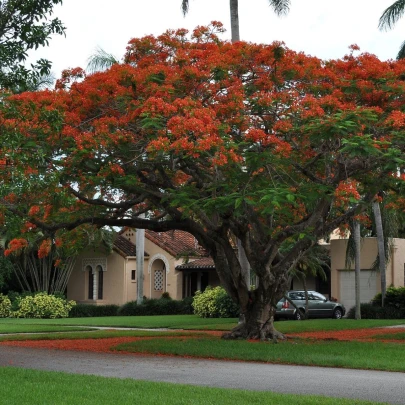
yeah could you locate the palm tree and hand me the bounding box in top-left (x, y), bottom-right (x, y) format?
top-left (372, 199), bottom-right (387, 307)
top-left (353, 221), bottom-right (361, 319)
top-left (86, 47), bottom-right (119, 74)
top-left (346, 200), bottom-right (397, 313)
top-left (181, 0), bottom-right (290, 43)
top-left (379, 1), bottom-right (405, 59)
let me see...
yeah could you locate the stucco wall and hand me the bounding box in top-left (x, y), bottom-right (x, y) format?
top-left (121, 228), bottom-right (189, 300)
top-left (68, 229), bottom-right (223, 305)
top-left (330, 237), bottom-right (405, 302)
top-left (67, 249), bottom-right (127, 306)
top-left (390, 238), bottom-right (405, 287)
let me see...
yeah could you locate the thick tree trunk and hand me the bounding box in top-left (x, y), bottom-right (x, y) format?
top-left (222, 300), bottom-right (285, 341)
top-left (222, 281), bottom-right (286, 341)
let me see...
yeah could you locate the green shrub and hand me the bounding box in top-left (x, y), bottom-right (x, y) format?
top-left (12, 292), bottom-right (76, 319)
top-left (7, 291), bottom-right (33, 311)
top-left (69, 304), bottom-right (119, 318)
top-left (117, 297), bottom-right (193, 316)
top-left (118, 300), bottom-right (138, 316)
top-left (372, 286), bottom-right (405, 312)
top-left (179, 296), bottom-right (194, 314)
top-left (346, 303), bottom-right (405, 319)
top-left (192, 286), bottom-right (239, 318)
top-left (0, 293), bottom-right (11, 317)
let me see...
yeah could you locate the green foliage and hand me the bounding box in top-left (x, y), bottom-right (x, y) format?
top-left (346, 285), bottom-right (405, 319)
top-left (0, 255), bottom-right (13, 291)
top-left (117, 297), bottom-right (193, 316)
top-left (0, 367), bottom-right (379, 405)
top-left (69, 304), bottom-right (119, 318)
top-left (0, 293), bottom-right (12, 317)
top-left (6, 291), bottom-right (32, 311)
top-left (192, 286), bottom-right (239, 318)
top-left (12, 292), bottom-right (76, 318)
top-left (0, 0), bottom-right (65, 91)
top-left (372, 286), bottom-right (405, 312)
top-left (346, 302), bottom-right (405, 319)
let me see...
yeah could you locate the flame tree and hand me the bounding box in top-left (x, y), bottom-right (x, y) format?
top-left (1, 23), bottom-right (405, 339)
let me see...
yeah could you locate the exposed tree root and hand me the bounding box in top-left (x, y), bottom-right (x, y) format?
top-left (221, 322), bottom-right (286, 342)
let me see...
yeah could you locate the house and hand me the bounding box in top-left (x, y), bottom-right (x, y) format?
top-left (66, 228), bottom-right (220, 305)
top-left (67, 225), bottom-right (405, 310)
top-left (330, 237), bottom-right (405, 310)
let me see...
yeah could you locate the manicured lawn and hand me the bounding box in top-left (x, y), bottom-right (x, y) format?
top-left (276, 318), bottom-right (405, 334)
top-left (114, 334), bottom-right (405, 372)
top-left (0, 315), bottom-right (237, 330)
top-left (0, 367), bottom-right (388, 405)
top-left (1, 318), bottom-right (405, 372)
top-left (0, 329), bottom-right (199, 342)
top-left (374, 331), bottom-right (405, 340)
top-left (1, 317), bottom-right (402, 404)
top-left (0, 324), bottom-right (94, 334)
top-left (0, 315), bottom-right (404, 332)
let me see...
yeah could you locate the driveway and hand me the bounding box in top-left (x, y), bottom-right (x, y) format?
top-left (0, 345), bottom-right (404, 404)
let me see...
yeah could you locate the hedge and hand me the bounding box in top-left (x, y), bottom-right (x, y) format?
top-left (117, 297), bottom-right (194, 316)
top-left (69, 304), bottom-right (120, 317)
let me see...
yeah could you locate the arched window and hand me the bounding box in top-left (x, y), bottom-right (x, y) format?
top-left (97, 265), bottom-right (103, 300)
top-left (87, 265), bottom-right (94, 300)
top-left (82, 259), bottom-right (107, 301)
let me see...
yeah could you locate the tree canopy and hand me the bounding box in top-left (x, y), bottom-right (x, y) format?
top-left (0, 0), bottom-right (65, 92)
top-left (1, 23), bottom-right (405, 338)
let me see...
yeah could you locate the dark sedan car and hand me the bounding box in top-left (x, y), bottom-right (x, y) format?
top-left (275, 290), bottom-right (345, 320)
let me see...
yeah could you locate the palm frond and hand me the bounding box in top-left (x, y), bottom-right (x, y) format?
top-left (379, 0), bottom-right (405, 31)
top-left (181, 0), bottom-right (189, 16)
top-left (397, 40), bottom-right (405, 59)
top-left (288, 244), bottom-right (329, 280)
top-left (269, 0), bottom-right (290, 16)
top-left (86, 47), bottom-right (119, 74)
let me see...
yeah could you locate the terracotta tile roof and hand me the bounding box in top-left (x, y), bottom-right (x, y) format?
top-left (145, 229), bottom-right (205, 257)
top-left (113, 235), bottom-right (149, 257)
top-left (176, 257), bottom-right (215, 270)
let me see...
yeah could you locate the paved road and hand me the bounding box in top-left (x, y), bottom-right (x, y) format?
top-left (0, 346), bottom-right (404, 404)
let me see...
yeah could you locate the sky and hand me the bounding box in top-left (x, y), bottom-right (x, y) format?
top-left (28, 0), bottom-right (405, 80)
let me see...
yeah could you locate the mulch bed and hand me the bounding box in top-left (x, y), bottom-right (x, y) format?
top-left (0, 336), bottom-right (145, 353)
top-left (288, 327), bottom-right (405, 342)
top-left (0, 328), bottom-right (403, 355)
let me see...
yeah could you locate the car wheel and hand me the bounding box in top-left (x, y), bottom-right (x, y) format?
top-left (332, 308), bottom-right (343, 319)
top-left (294, 309), bottom-right (304, 320)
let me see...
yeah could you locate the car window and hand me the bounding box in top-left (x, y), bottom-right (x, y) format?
top-left (289, 292), bottom-right (305, 300)
top-left (311, 292), bottom-right (326, 301)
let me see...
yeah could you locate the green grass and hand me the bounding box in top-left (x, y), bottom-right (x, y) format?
top-left (0, 315), bottom-right (238, 330)
top-left (0, 367), bottom-right (388, 405)
top-left (0, 324), bottom-right (94, 334)
top-left (275, 318), bottom-right (405, 334)
top-left (0, 315), bottom-right (403, 332)
top-left (0, 329), bottom-right (201, 342)
top-left (114, 335), bottom-right (405, 372)
top-left (1, 316), bottom-right (405, 372)
top-left (373, 331), bottom-right (405, 340)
